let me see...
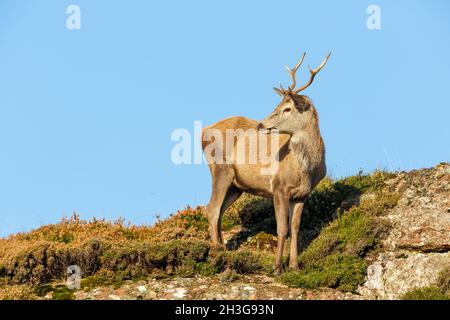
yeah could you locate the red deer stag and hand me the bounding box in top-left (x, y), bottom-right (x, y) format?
top-left (202, 52), bottom-right (331, 274)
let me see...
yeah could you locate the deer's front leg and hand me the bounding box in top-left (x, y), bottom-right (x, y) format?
top-left (289, 200), bottom-right (305, 269)
top-left (273, 189), bottom-right (290, 275)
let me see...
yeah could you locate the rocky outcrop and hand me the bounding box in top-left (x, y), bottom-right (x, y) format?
top-left (359, 163), bottom-right (450, 299)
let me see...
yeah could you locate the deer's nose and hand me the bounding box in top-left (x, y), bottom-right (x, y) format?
top-left (257, 123), bottom-right (264, 130)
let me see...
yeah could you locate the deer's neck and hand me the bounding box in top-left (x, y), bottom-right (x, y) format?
top-left (289, 124), bottom-right (325, 172)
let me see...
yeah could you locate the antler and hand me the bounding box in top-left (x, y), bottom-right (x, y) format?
top-left (293, 51), bottom-right (331, 94)
top-left (274, 51), bottom-right (331, 96)
top-left (284, 52), bottom-right (306, 91)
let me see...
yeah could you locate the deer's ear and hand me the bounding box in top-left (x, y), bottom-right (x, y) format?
top-left (273, 87), bottom-right (284, 96)
top-left (292, 95), bottom-right (311, 112)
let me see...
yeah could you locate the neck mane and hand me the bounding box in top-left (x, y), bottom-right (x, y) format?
top-left (289, 108), bottom-right (325, 172)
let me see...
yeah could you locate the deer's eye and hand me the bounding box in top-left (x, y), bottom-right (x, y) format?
top-left (283, 107), bottom-right (291, 113)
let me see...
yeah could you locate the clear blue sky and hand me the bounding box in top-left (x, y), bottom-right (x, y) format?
top-left (1, 1), bottom-right (449, 237)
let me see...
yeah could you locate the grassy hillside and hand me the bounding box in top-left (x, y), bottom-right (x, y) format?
top-left (0, 169), bottom-right (427, 299)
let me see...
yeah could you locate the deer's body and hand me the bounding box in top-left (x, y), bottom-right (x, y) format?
top-left (203, 115), bottom-right (325, 199)
top-left (202, 52), bottom-right (330, 273)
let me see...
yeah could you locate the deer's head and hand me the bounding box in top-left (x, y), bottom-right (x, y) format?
top-left (257, 52), bottom-right (331, 135)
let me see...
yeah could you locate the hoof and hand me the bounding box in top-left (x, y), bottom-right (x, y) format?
top-left (287, 264), bottom-right (300, 271)
top-left (211, 241), bottom-right (225, 249)
top-left (288, 259), bottom-right (300, 270)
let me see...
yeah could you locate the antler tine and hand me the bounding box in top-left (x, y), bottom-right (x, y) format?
top-left (293, 51), bottom-right (331, 94)
top-left (284, 52), bottom-right (306, 92)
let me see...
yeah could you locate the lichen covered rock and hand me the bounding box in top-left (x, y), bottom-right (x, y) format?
top-left (359, 163), bottom-right (450, 299)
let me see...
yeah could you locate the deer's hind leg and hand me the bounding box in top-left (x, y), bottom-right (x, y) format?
top-left (207, 165), bottom-right (241, 247)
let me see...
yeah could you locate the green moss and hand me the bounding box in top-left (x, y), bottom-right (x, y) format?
top-left (281, 269), bottom-right (326, 289)
top-left (401, 286), bottom-right (449, 300)
top-left (281, 254), bottom-right (367, 292)
top-left (52, 289), bottom-right (75, 300)
top-left (80, 274), bottom-right (126, 290)
top-left (300, 209), bottom-right (383, 266)
top-left (35, 284), bottom-right (75, 300)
